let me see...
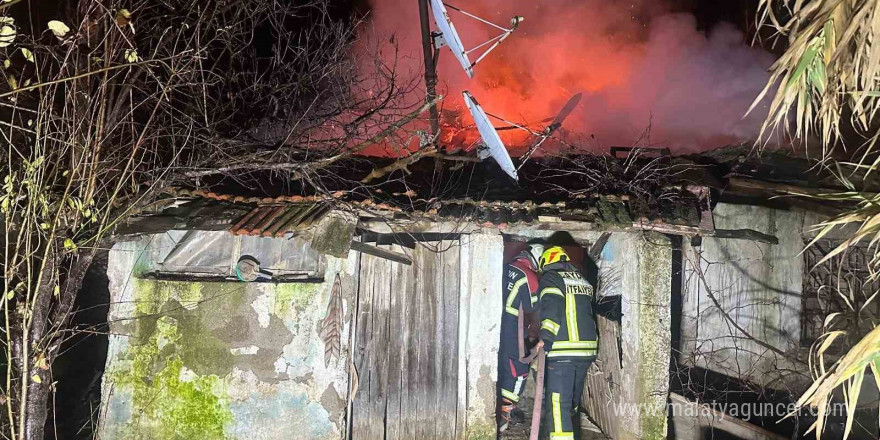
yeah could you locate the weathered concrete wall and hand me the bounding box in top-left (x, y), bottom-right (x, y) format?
top-left (99, 233), bottom-right (356, 440)
top-left (100, 228), bottom-right (674, 439)
top-left (459, 231), bottom-right (504, 440)
top-left (613, 232), bottom-right (672, 440)
top-left (680, 203), bottom-right (806, 391)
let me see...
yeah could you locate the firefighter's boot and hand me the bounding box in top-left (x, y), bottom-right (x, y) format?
top-left (510, 406), bottom-right (525, 425)
top-left (497, 398), bottom-right (516, 432)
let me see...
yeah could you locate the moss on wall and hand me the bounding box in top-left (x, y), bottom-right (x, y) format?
top-left (273, 283), bottom-right (318, 318)
top-left (466, 423), bottom-right (496, 440)
top-left (110, 317), bottom-right (233, 439)
top-left (109, 280), bottom-right (235, 439)
top-left (635, 233), bottom-right (672, 440)
top-left (103, 238), bottom-right (354, 440)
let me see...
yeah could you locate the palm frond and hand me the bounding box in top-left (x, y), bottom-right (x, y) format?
top-left (753, 0), bottom-right (880, 160)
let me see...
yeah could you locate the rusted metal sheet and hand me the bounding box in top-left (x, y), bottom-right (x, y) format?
top-left (153, 230), bottom-right (325, 278)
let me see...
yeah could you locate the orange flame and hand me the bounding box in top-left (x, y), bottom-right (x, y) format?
top-left (361, 0), bottom-right (775, 156)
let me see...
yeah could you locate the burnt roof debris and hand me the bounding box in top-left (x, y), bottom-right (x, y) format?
top-left (196, 151), bottom-right (712, 205)
top-left (122, 146), bottom-right (858, 236)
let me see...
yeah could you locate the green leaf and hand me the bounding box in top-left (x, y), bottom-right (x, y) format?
top-left (787, 45), bottom-right (819, 90)
top-left (844, 370), bottom-right (865, 439)
top-left (124, 49), bottom-right (138, 63)
top-left (0, 24), bottom-right (16, 48)
top-left (20, 47), bottom-right (32, 63)
top-left (116, 9), bottom-right (132, 27)
top-left (63, 238), bottom-right (75, 250)
top-left (47, 20), bottom-right (69, 38)
top-left (809, 57), bottom-right (826, 94)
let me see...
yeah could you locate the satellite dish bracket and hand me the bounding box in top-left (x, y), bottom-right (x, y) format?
top-left (431, 31), bottom-right (447, 50)
top-left (476, 144), bottom-right (491, 160)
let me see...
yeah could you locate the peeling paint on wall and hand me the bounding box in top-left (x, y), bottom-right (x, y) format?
top-left (100, 232), bottom-right (356, 440)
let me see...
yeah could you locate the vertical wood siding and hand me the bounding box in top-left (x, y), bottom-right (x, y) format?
top-left (353, 242), bottom-right (461, 440)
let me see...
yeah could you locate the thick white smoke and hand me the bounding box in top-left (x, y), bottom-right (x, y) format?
top-left (360, 0), bottom-right (776, 152)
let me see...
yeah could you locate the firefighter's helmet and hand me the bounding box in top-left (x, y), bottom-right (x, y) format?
top-left (520, 244), bottom-right (545, 270)
top-left (539, 246), bottom-right (569, 270)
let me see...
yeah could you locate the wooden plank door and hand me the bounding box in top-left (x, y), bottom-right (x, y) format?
top-left (352, 242), bottom-right (461, 440)
top-left (582, 315), bottom-right (622, 439)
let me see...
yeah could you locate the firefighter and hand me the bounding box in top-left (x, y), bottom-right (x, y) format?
top-left (497, 243), bottom-right (545, 432)
top-left (538, 246), bottom-right (598, 440)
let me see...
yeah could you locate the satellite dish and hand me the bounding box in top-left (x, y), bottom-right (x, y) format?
top-left (547, 93), bottom-right (583, 133)
top-left (429, 0), bottom-right (472, 77)
top-left (517, 93), bottom-right (582, 170)
top-left (462, 91), bottom-right (518, 181)
top-left (429, 0), bottom-right (523, 78)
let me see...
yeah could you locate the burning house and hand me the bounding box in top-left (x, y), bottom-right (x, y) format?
top-left (4, 0), bottom-right (879, 438)
top-left (90, 146), bottom-right (877, 440)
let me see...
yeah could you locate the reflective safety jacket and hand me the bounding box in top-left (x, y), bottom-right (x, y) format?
top-left (538, 261), bottom-right (598, 361)
top-left (503, 257), bottom-right (540, 317)
top-left (499, 257), bottom-right (539, 356)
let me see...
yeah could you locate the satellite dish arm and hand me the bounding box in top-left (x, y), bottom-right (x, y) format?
top-left (444, 3), bottom-right (510, 31)
top-left (484, 111), bottom-right (544, 137)
top-left (468, 30), bottom-right (515, 70)
top-left (517, 136), bottom-right (549, 172)
top-left (441, 2), bottom-right (523, 73)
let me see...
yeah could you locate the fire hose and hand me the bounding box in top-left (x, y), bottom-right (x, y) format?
top-left (517, 305), bottom-right (544, 440)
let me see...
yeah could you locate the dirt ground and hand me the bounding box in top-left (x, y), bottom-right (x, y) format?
top-left (499, 368), bottom-right (609, 440)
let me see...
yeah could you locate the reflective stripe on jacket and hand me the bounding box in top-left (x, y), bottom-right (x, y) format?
top-left (499, 257), bottom-right (539, 358)
top-left (539, 261), bottom-right (598, 360)
top-left (502, 258), bottom-right (539, 317)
